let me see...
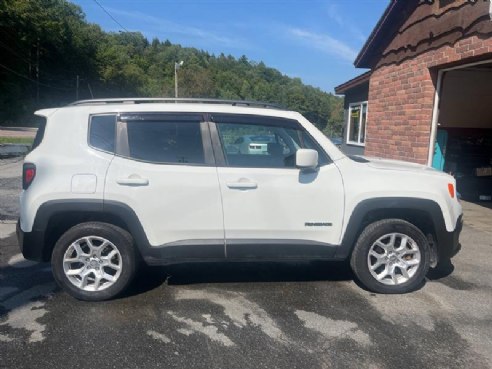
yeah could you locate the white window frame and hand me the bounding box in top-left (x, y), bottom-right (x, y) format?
top-left (346, 101), bottom-right (368, 146)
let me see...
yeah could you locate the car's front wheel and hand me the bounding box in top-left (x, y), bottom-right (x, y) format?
top-left (51, 222), bottom-right (137, 301)
top-left (350, 219), bottom-right (430, 294)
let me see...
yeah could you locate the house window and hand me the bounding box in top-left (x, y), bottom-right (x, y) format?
top-left (347, 102), bottom-right (368, 146)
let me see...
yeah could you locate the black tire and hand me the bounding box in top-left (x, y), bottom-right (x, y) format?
top-left (350, 219), bottom-right (430, 294)
top-left (51, 222), bottom-right (137, 301)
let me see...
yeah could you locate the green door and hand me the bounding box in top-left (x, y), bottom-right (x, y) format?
top-left (432, 129), bottom-right (448, 171)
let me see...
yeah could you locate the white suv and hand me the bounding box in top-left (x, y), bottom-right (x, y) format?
top-left (17, 98), bottom-right (463, 301)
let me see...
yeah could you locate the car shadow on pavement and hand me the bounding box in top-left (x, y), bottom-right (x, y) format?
top-left (125, 258), bottom-right (437, 297)
top-left (124, 260), bottom-right (355, 298)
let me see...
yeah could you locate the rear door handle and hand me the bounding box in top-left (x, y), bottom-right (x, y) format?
top-left (116, 177), bottom-right (149, 186)
top-left (226, 179), bottom-right (258, 190)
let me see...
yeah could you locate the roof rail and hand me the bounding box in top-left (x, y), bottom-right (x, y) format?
top-left (68, 98), bottom-right (285, 110)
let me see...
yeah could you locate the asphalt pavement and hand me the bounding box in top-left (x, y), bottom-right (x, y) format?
top-left (0, 157), bottom-right (23, 221)
top-left (1, 158), bottom-right (491, 369)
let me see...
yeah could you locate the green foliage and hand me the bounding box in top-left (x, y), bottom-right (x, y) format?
top-left (0, 137), bottom-right (34, 145)
top-left (0, 0), bottom-right (343, 135)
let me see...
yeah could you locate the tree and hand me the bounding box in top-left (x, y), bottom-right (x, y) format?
top-left (0, 0), bottom-right (344, 135)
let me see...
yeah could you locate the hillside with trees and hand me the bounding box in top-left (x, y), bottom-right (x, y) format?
top-left (0, 0), bottom-right (343, 135)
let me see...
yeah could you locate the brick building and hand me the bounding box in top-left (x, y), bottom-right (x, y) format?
top-left (335, 0), bottom-right (492, 201)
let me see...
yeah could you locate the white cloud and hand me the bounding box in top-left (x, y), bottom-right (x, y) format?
top-left (288, 28), bottom-right (358, 62)
top-left (327, 3), bottom-right (344, 26)
top-left (326, 3), bottom-right (366, 42)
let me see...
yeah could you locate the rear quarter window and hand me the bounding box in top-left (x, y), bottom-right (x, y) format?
top-left (89, 115), bottom-right (116, 153)
top-left (31, 117), bottom-right (46, 151)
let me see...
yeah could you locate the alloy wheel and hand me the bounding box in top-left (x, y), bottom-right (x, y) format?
top-left (62, 236), bottom-right (122, 292)
top-left (367, 232), bottom-right (421, 285)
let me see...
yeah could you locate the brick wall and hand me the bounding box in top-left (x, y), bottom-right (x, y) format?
top-left (365, 36), bottom-right (492, 164)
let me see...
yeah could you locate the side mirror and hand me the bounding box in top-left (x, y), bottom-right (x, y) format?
top-left (296, 149), bottom-right (318, 169)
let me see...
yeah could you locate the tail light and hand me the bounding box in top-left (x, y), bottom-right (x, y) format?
top-left (22, 163), bottom-right (36, 190)
top-left (448, 183), bottom-right (455, 199)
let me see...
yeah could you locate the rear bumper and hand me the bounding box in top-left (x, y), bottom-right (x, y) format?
top-left (16, 219), bottom-right (47, 262)
top-left (437, 215), bottom-right (462, 260)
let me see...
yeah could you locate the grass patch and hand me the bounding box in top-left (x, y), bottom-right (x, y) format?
top-left (0, 137), bottom-right (34, 145)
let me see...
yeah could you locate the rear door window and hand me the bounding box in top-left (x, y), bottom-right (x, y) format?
top-left (126, 120), bottom-right (205, 165)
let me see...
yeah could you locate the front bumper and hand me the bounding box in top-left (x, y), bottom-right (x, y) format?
top-left (16, 219), bottom-right (47, 262)
top-left (437, 215), bottom-right (463, 260)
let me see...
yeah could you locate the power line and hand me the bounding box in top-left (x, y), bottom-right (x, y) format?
top-left (0, 63), bottom-right (72, 91)
top-left (0, 39), bottom-right (79, 77)
top-left (1, 27), bottom-right (24, 44)
top-left (0, 40), bottom-right (31, 65)
top-left (0, 42), bottom-right (77, 82)
top-left (92, 0), bottom-right (129, 32)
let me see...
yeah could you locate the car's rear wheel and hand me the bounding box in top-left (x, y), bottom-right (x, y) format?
top-left (51, 222), bottom-right (137, 301)
top-left (350, 219), bottom-right (430, 294)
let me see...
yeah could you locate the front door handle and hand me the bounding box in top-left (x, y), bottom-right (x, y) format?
top-left (226, 178), bottom-right (258, 190)
top-left (116, 176), bottom-right (149, 186)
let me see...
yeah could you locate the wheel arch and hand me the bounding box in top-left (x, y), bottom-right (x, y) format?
top-left (337, 197), bottom-right (446, 261)
top-left (32, 200), bottom-right (150, 262)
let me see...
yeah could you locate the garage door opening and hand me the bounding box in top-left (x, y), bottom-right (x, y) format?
top-left (432, 61), bottom-right (492, 202)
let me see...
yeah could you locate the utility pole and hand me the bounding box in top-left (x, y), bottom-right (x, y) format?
top-left (36, 38), bottom-right (40, 103)
top-left (174, 66), bottom-right (177, 98)
top-left (28, 48), bottom-right (31, 76)
top-left (174, 61), bottom-right (184, 98)
top-left (87, 82), bottom-right (94, 99)
top-left (76, 75), bottom-right (80, 100)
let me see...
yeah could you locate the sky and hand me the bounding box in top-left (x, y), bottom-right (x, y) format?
top-left (71, 0), bottom-right (390, 93)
